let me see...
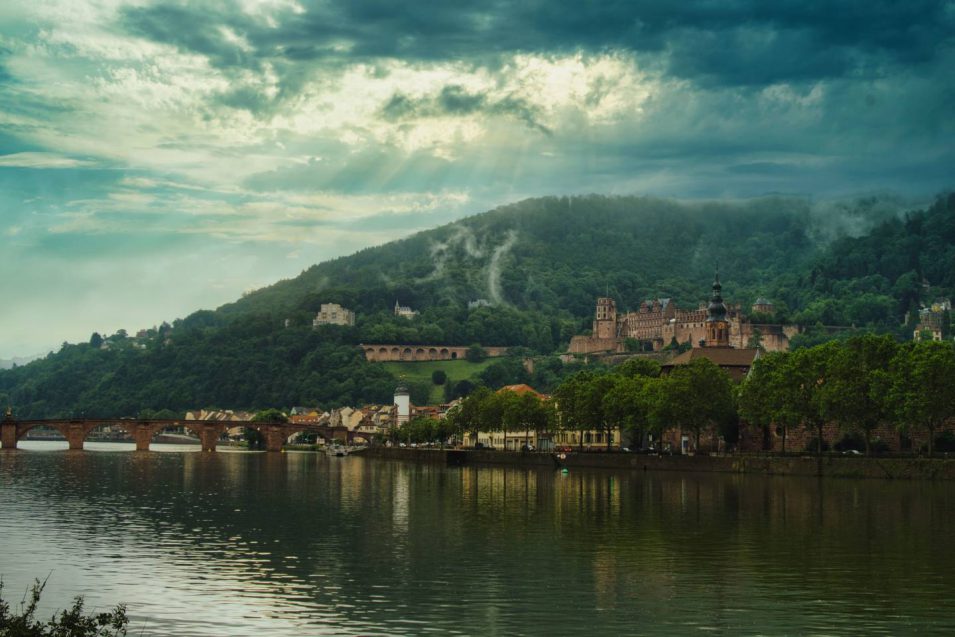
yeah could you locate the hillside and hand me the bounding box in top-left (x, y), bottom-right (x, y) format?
top-left (1, 192), bottom-right (951, 418)
top-left (223, 195), bottom-right (826, 322)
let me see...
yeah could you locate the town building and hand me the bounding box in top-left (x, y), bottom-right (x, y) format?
top-left (394, 384), bottom-right (411, 426)
top-left (751, 297), bottom-right (774, 315)
top-left (312, 303), bottom-right (355, 327)
top-left (913, 298), bottom-right (951, 342)
top-left (394, 300), bottom-right (418, 319)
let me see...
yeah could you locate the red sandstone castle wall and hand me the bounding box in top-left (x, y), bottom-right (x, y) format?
top-left (361, 344), bottom-right (509, 362)
top-left (568, 335), bottom-right (622, 354)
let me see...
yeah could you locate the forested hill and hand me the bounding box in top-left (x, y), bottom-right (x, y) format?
top-left (1, 192), bottom-right (952, 418)
top-left (223, 195), bottom-right (825, 322)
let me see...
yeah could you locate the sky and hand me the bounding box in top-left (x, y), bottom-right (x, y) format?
top-left (1, 1), bottom-right (953, 358)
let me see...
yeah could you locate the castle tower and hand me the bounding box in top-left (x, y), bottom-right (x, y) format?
top-left (705, 271), bottom-right (730, 347)
top-left (593, 297), bottom-right (617, 339)
top-left (394, 383), bottom-right (411, 425)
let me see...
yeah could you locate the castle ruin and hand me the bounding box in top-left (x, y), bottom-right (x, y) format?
top-left (568, 276), bottom-right (798, 355)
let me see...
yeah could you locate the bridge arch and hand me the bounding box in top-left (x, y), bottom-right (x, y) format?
top-left (2, 419), bottom-right (369, 453)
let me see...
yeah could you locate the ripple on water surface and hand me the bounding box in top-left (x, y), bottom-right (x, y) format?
top-left (2, 443), bottom-right (955, 635)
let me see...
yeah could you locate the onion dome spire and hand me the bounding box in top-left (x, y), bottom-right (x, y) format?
top-left (706, 268), bottom-right (727, 323)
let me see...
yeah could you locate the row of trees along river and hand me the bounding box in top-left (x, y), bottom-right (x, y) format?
top-left (391, 336), bottom-right (955, 457)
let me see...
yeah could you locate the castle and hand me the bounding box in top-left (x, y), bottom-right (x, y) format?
top-left (569, 274), bottom-right (798, 355)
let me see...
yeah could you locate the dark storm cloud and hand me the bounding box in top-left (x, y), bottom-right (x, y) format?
top-left (121, 4), bottom-right (263, 70)
top-left (118, 0), bottom-right (954, 92)
top-left (381, 85), bottom-right (551, 134)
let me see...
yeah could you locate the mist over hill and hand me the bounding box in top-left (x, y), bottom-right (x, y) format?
top-left (1, 192), bottom-right (951, 418)
top-left (224, 193), bottom-right (917, 321)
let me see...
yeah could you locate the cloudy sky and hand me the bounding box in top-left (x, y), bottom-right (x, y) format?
top-left (1, 1), bottom-right (953, 357)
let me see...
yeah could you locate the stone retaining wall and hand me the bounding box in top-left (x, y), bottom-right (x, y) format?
top-left (363, 447), bottom-right (955, 480)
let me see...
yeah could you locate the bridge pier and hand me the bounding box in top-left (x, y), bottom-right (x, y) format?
top-left (198, 425), bottom-right (221, 452)
top-left (64, 423), bottom-right (86, 450)
top-left (262, 426), bottom-right (286, 452)
top-left (131, 425), bottom-right (153, 452)
top-left (1, 421), bottom-right (17, 450)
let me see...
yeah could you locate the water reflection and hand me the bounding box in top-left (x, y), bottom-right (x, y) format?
top-left (1, 443), bottom-right (954, 635)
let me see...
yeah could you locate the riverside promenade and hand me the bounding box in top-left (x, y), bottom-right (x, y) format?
top-left (365, 447), bottom-right (955, 480)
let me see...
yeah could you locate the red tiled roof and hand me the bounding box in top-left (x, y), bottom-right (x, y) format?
top-left (665, 347), bottom-right (759, 368)
top-left (497, 384), bottom-right (546, 398)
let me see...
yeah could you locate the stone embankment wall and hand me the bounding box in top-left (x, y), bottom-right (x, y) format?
top-left (363, 447), bottom-right (955, 480)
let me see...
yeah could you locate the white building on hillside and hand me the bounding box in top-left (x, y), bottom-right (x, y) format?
top-left (394, 300), bottom-right (418, 319)
top-left (313, 303), bottom-right (355, 327)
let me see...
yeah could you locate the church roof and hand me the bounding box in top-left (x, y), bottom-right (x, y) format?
top-left (665, 347), bottom-right (759, 369)
top-left (706, 272), bottom-right (727, 323)
top-left (663, 347), bottom-right (759, 382)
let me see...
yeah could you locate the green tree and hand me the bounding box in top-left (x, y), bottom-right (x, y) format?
top-left (820, 335), bottom-right (898, 456)
top-left (466, 344), bottom-right (487, 363)
top-left (499, 390), bottom-right (550, 450)
top-left (615, 357), bottom-right (661, 379)
top-left (498, 390), bottom-right (524, 450)
top-left (89, 332), bottom-right (103, 349)
top-left (554, 371), bottom-right (593, 450)
top-left (446, 385), bottom-right (492, 446)
top-left (659, 358), bottom-right (736, 453)
top-left (738, 352), bottom-right (801, 453)
top-left (478, 391), bottom-right (506, 449)
top-left (788, 343), bottom-right (835, 456)
top-left (431, 370), bottom-right (447, 385)
top-left (575, 374), bottom-right (617, 450)
top-left (890, 341), bottom-right (955, 457)
top-left (602, 375), bottom-right (654, 449)
top-left (253, 408), bottom-right (288, 423)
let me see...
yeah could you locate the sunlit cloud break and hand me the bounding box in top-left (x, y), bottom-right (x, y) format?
top-left (0, 0), bottom-right (952, 355)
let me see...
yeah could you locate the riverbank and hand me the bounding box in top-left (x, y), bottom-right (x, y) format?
top-left (363, 447), bottom-right (955, 480)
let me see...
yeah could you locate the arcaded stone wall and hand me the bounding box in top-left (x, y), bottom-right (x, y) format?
top-left (361, 344), bottom-right (509, 362)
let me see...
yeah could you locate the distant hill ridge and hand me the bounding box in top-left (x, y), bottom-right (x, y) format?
top-left (1, 192), bottom-right (952, 418)
top-left (222, 194), bottom-right (892, 320)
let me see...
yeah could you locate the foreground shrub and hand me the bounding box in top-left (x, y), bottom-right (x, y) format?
top-left (0, 579), bottom-right (128, 636)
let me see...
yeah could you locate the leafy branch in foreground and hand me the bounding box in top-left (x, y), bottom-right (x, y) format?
top-left (0, 578), bottom-right (128, 637)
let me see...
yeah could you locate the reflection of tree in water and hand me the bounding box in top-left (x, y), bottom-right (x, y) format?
top-left (3, 452), bottom-right (955, 634)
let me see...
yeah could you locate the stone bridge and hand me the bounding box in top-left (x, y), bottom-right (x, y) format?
top-left (0, 416), bottom-right (373, 452)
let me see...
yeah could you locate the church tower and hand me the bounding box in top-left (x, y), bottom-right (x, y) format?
top-left (705, 271), bottom-right (730, 347)
top-left (593, 297), bottom-right (617, 339)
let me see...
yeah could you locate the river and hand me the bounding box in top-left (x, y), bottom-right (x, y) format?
top-left (1, 442), bottom-right (954, 635)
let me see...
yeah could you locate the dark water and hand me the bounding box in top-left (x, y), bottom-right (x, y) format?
top-left (2, 442), bottom-right (954, 636)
